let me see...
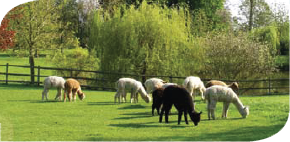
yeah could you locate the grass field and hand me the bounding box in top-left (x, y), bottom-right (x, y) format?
top-left (0, 84), bottom-right (288, 141)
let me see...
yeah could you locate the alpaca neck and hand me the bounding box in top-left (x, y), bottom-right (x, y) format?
top-left (232, 97), bottom-right (245, 115)
top-left (138, 87), bottom-right (148, 98)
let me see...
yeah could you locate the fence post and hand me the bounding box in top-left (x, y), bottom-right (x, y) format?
top-left (102, 78), bottom-right (105, 91)
top-left (70, 68), bottom-right (73, 78)
top-left (169, 76), bottom-right (173, 83)
top-left (37, 66), bottom-right (40, 86)
top-left (268, 78), bottom-right (271, 95)
top-left (5, 63), bottom-right (9, 85)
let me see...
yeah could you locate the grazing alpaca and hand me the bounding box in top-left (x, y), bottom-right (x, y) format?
top-left (63, 79), bottom-right (85, 102)
top-left (159, 85), bottom-right (202, 126)
top-left (115, 78), bottom-right (151, 103)
top-left (205, 80), bottom-right (239, 94)
top-left (183, 76), bottom-right (206, 101)
top-left (152, 88), bottom-right (164, 116)
top-left (162, 83), bottom-right (177, 89)
top-left (42, 76), bottom-right (65, 101)
top-left (144, 78), bottom-right (166, 94)
top-left (204, 86), bottom-right (249, 120)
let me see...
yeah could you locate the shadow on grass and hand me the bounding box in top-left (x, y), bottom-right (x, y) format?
top-left (109, 121), bottom-right (188, 129)
top-left (7, 100), bottom-right (60, 103)
top-left (198, 124), bottom-right (285, 141)
top-left (87, 102), bottom-right (116, 105)
top-left (118, 104), bottom-right (149, 109)
top-left (86, 124), bottom-right (285, 141)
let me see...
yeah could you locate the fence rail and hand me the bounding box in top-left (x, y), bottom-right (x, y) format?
top-left (0, 63), bottom-right (289, 95)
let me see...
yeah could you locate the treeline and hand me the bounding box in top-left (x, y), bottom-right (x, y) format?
top-left (1, 0), bottom-right (289, 83)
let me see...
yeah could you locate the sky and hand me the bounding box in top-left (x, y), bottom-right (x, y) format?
top-left (0, 1), bottom-right (290, 141)
top-left (227, 0), bottom-right (289, 17)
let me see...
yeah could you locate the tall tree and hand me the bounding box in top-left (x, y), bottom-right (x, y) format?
top-left (10, 0), bottom-right (60, 84)
top-left (90, 2), bottom-right (203, 82)
top-left (238, 0), bottom-right (273, 31)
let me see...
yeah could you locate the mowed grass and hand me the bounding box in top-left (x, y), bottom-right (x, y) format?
top-left (0, 84), bottom-right (288, 141)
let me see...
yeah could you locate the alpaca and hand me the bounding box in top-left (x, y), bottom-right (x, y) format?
top-left (205, 80), bottom-right (239, 94)
top-left (183, 76), bottom-right (206, 101)
top-left (144, 78), bottom-right (166, 94)
top-left (159, 85), bottom-right (202, 126)
top-left (63, 78), bottom-right (85, 102)
top-left (204, 85), bottom-right (249, 120)
top-left (115, 78), bottom-right (151, 103)
top-left (162, 83), bottom-right (177, 89)
top-left (42, 76), bottom-right (65, 101)
top-left (152, 88), bottom-right (164, 116)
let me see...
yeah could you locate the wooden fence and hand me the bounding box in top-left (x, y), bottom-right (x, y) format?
top-left (0, 63), bottom-right (289, 95)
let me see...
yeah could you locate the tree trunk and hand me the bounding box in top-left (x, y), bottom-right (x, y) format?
top-left (29, 49), bottom-right (35, 84)
top-left (141, 61), bottom-right (147, 84)
top-left (249, 0), bottom-right (254, 31)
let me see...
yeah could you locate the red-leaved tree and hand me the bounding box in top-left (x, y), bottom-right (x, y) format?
top-left (0, 7), bottom-right (22, 50)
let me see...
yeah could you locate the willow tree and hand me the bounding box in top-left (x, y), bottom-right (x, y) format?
top-left (89, 1), bottom-right (204, 82)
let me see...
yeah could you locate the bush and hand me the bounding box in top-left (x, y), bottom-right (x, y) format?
top-left (203, 31), bottom-right (276, 80)
top-left (48, 48), bottom-right (99, 83)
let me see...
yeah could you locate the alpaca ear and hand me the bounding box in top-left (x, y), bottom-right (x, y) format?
top-left (199, 111), bottom-right (202, 114)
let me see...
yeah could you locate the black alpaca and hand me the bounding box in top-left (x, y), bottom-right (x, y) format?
top-left (152, 88), bottom-right (164, 116)
top-left (159, 85), bottom-right (202, 126)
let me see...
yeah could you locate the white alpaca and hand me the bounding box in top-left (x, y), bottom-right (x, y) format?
top-left (162, 83), bottom-right (177, 88)
top-left (115, 78), bottom-right (151, 103)
top-left (183, 76), bottom-right (206, 101)
top-left (42, 76), bottom-right (65, 101)
top-left (144, 78), bottom-right (165, 94)
top-left (205, 86), bottom-right (249, 120)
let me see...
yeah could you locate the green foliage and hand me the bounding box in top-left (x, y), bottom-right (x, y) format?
top-left (203, 32), bottom-right (276, 80)
top-left (249, 26), bottom-right (279, 56)
top-left (49, 47), bottom-right (99, 78)
top-left (238, 0), bottom-right (273, 30)
top-left (278, 21), bottom-right (289, 55)
top-left (89, 1), bottom-right (204, 80)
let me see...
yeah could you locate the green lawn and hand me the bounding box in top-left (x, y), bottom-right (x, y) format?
top-left (0, 84), bottom-right (288, 141)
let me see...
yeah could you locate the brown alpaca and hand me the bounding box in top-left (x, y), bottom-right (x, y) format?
top-left (205, 80), bottom-right (239, 94)
top-left (63, 79), bottom-right (85, 102)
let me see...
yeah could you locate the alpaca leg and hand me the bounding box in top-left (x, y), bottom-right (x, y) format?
top-left (73, 91), bottom-right (77, 102)
top-left (42, 88), bottom-right (49, 101)
top-left (210, 109), bottom-right (216, 120)
top-left (67, 90), bottom-right (72, 102)
top-left (207, 102), bottom-right (211, 120)
top-left (123, 90), bottom-right (127, 103)
top-left (135, 93), bottom-right (139, 103)
top-left (184, 111), bottom-right (189, 124)
top-left (55, 88), bottom-right (62, 101)
top-left (114, 92), bottom-right (119, 103)
top-left (209, 101), bottom-right (217, 120)
top-left (178, 111), bottom-right (183, 125)
top-left (223, 102), bottom-right (230, 118)
top-left (63, 90), bottom-right (67, 102)
top-left (152, 104), bottom-right (155, 116)
top-left (165, 109), bottom-right (170, 123)
top-left (159, 107), bottom-right (165, 123)
top-left (200, 88), bottom-right (205, 100)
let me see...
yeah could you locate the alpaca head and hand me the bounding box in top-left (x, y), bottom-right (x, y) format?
top-left (190, 111), bottom-right (202, 126)
top-left (229, 82), bottom-right (239, 93)
top-left (241, 106), bottom-right (249, 118)
top-left (78, 92), bottom-right (85, 101)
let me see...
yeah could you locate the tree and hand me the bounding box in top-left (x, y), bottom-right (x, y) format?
top-left (0, 7), bottom-right (22, 50)
top-left (10, 0), bottom-right (61, 84)
top-left (90, 2), bottom-right (203, 82)
top-left (238, 0), bottom-right (273, 31)
top-left (203, 31), bottom-right (275, 80)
